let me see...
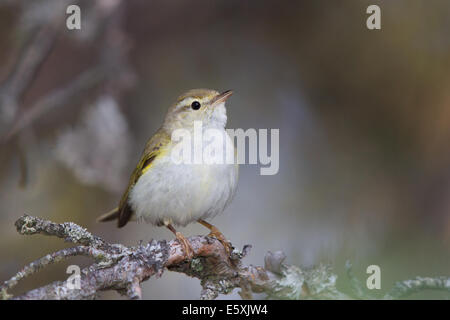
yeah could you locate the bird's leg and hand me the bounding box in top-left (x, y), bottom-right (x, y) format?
top-left (164, 219), bottom-right (193, 259)
top-left (197, 219), bottom-right (232, 256)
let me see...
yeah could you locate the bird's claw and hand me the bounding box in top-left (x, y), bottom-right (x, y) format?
top-left (207, 228), bottom-right (232, 257)
top-left (175, 231), bottom-right (194, 260)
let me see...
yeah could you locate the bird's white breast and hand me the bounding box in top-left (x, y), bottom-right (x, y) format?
top-left (128, 130), bottom-right (238, 227)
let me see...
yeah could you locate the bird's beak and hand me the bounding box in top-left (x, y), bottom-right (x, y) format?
top-left (211, 90), bottom-right (233, 106)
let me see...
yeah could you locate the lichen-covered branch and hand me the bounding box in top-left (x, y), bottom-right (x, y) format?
top-left (1, 246), bottom-right (105, 296)
top-left (14, 215), bottom-right (107, 247)
top-left (384, 277), bottom-right (450, 300)
top-left (1, 215), bottom-right (449, 300)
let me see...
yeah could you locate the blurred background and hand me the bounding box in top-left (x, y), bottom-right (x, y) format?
top-left (1, 0), bottom-right (449, 299)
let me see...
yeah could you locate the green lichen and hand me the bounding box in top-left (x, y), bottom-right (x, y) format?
top-left (275, 265), bottom-right (306, 299)
top-left (20, 216), bottom-right (37, 234)
top-left (191, 258), bottom-right (203, 272)
top-left (303, 264), bottom-right (337, 296)
top-left (63, 222), bottom-right (93, 243)
top-left (0, 288), bottom-right (13, 300)
top-left (218, 279), bottom-right (234, 294)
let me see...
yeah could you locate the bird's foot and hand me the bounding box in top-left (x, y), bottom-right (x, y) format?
top-left (175, 231), bottom-right (194, 260)
top-left (207, 227), bottom-right (232, 257)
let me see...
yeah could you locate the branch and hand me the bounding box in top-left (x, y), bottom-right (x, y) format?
top-left (13, 214), bottom-right (107, 248)
top-left (3, 64), bottom-right (110, 141)
top-left (0, 24), bottom-right (58, 126)
top-left (0, 0), bottom-right (132, 143)
top-left (384, 277), bottom-right (450, 299)
top-left (1, 215), bottom-right (449, 300)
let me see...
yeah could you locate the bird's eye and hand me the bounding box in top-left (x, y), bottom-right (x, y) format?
top-left (191, 101), bottom-right (201, 110)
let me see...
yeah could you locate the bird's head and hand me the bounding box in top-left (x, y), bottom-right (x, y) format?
top-left (163, 89), bottom-right (233, 131)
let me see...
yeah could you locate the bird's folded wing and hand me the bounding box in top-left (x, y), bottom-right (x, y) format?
top-left (117, 129), bottom-right (170, 227)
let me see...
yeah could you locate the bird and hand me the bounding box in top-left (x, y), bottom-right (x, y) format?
top-left (97, 89), bottom-right (239, 258)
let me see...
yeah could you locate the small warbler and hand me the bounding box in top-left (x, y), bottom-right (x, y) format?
top-left (98, 89), bottom-right (238, 257)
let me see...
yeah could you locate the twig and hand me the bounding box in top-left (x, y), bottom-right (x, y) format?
top-left (1, 246), bottom-right (108, 293)
top-left (3, 64), bottom-right (109, 142)
top-left (0, 24), bottom-right (59, 128)
top-left (384, 277), bottom-right (450, 300)
top-left (14, 214), bottom-right (107, 248)
top-left (1, 215), bottom-right (449, 300)
top-left (1, 0), bottom-right (131, 143)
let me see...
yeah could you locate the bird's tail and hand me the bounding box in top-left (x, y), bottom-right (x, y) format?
top-left (97, 207), bottom-right (119, 222)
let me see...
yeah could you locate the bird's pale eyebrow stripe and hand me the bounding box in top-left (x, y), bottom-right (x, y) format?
top-left (178, 95), bottom-right (202, 102)
top-left (175, 98), bottom-right (191, 110)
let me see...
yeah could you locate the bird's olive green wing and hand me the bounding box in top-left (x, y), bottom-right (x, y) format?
top-left (117, 129), bottom-right (170, 228)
